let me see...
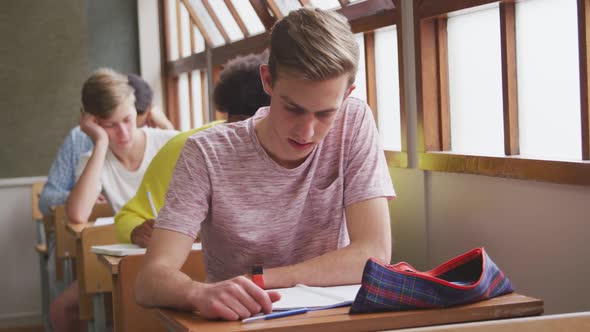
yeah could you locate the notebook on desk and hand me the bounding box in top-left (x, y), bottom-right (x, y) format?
top-left (271, 284), bottom-right (361, 311)
top-left (91, 243), bottom-right (202, 256)
top-left (94, 217), bottom-right (115, 226)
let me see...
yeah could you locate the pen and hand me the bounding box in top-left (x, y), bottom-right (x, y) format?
top-left (241, 308), bottom-right (309, 323)
top-left (147, 191), bottom-right (158, 218)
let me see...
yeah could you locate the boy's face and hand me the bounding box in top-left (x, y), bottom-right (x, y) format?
top-left (97, 98), bottom-right (138, 149)
top-left (259, 64), bottom-right (354, 168)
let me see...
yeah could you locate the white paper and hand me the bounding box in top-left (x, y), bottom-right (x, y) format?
top-left (271, 284), bottom-right (361, 311)
top-left (94, 217), bottom-right (115, 226)
top-left (91, 242), bottom-right (202, 256)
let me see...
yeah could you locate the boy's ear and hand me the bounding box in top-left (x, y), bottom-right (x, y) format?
top-left (344, 84), bottom-right (356, 100)
top-left (259, 64), bottom-right (273, 96)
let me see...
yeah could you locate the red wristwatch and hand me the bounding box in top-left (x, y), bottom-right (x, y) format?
top-left (251, 265), bottom-right (265, 289)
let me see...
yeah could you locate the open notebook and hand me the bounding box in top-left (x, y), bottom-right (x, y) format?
top-left (91, 243), bottom-right (202, 256)
top-left (271, 284), bottom-right (361, 311)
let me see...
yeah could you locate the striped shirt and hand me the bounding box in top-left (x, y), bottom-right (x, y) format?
top-left (156, 98), bottom-right (395, 282)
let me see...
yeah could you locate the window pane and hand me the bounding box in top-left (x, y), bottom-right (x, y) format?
top-left (166, 0), bottom-right (179, 61)
top-left (193, 26), bottom-right (205, 53)
top-left (375, 26), bottom-right (402, 151)
top-left (179, 4), bottom-right (192, 57)
top-left (178, 73), bottom-right (191, 131)
top-left (309, 0), bottom-right (341, 10)
top-left (516, 0), bottom-right (581, 160)
top-left (350, 33), bottom-right (367, 102)
top-left (274, 0), bottom-right (301, 16)
top-left (209, 1), bottom-right (244, 42)
top-left (229, 0), bottom-right (265, 35)
top-left (447, 5), bottom-right (504, 156)
top-left (186, 0), bottom-right (225, 46)
top-left (191, 70), bottom-right (204, 128)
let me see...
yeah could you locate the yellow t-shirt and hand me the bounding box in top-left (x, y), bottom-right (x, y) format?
top-left (114, 121), bottom-right (224, 243)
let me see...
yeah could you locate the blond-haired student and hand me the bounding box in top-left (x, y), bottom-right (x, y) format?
top-left (50, 68), bottom-right (177, 331)
top-left (136, 8), bottom-right (395, 321)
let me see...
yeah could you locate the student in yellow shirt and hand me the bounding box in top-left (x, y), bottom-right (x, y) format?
top-left (115, 51), bottom-right (270, 247)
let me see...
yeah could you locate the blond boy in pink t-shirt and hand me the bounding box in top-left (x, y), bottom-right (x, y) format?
top-left (136, 8), bottom-right (395, 321)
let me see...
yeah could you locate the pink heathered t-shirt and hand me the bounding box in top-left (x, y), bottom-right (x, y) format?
top-left (156, 97), bottom-right (395, 282)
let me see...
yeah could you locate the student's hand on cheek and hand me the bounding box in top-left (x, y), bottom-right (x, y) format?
top-left (189, 276), bottom-right (281, 321)
top-left (80, 112), bottom-right (108, 144)
top-left (130, 219), bottom-right (155, 248)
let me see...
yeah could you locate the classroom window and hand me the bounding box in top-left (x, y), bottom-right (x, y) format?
top-left (191, 70), bottom-right (207, 128)
top-left (374, 25), bottom-right (402, 151)
top-left (516, 0), bottom-right (582, 161)
top-left (447, 5), bottom-right (504, 156)
top-left (208, 1), bottom-right (244, 42)
top-left (178, 73), bottom-right (191, 131)
top-left (309, 0), bottom-right (341, 10)
top-left (351, 33), bottom-right (368, 102)
top-left (166, 0), bottom-right (179, 61)
top-left (185, 0), bottom-right (225, 47)
top-left (179, 4), bottom-right (192, 58)
top-left (192, 26), bottom-right (205, 53)
top-left (228, 0), bottom-right (265, 36)
top-left (273, 0), bottom-right (302, 16)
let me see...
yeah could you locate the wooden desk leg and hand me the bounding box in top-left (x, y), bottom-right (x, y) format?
top-left (37, 251), bottom-right (50, 330)
top-left (112, 275), bottom-right (121, 332)
top-left (90, 293), bottom-right (107, 332)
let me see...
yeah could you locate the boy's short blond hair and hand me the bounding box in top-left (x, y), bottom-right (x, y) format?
top-left (81, 68), bottom-right (135, 118)
top-left (268, 7), bottom-right (359, 86)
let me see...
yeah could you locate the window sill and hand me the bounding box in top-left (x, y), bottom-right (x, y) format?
top-left (419, 152), bottom-right (590, 186)
top-left (385, 150), bottom-right (408, 168)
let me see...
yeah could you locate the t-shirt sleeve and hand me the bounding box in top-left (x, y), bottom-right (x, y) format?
top-left (343, 102), bottom-right (395, 207)
top-left (39, 131), bottom-right (76, 214)
top-left (155, 138), bottom-right (210, 239)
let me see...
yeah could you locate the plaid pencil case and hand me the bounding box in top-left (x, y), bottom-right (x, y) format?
top-left (350, 247), bottom-right (514, 313)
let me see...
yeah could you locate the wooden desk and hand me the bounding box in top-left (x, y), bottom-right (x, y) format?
top-left (397, 311), bottom-right (590, 331)
top-left (67, 220), bottom-right (117, 332)
top-left (97, 250), bottom-right (207, 332)
top-left (158, 293), bottom-right (543, 332)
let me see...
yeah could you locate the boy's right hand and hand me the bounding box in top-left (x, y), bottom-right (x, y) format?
top-left (187, 276), bottom-right (282, 320)
top-left (131, 219), bottom-right (155, 248)
top-left (80, 112), bottom-right (108, 144)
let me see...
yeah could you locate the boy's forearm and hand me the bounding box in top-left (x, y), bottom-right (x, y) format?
top-left (264, 242), bottom-right (383, 289)
top-left (135, 263), bottom-right (201, 310)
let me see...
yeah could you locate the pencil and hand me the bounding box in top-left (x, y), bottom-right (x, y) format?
top-left (147, 191), bottom-right (158, 218)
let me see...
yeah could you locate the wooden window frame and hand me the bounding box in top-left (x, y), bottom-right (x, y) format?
top-left (415, 0), bottom-right (590, 186)
top-left (161, 0), bottom-right (407, 167)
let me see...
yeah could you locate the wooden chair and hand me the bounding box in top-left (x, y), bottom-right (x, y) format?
top-left (115, 251), bottom-right (206, 332)
top-left (54, 203), bottom-right (113, 284)
top-left (31, 181), bottom-right (50, 329)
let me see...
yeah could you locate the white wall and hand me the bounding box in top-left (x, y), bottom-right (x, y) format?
top-left (0, 178), bottom-right (45, 327)
top-left (427, 172), bottom-right (590, 314)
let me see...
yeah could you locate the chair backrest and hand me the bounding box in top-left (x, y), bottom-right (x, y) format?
top-left (117, 251), bottom-right (207, 332)
top-left (31, 181), bottom-right (45, 221)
